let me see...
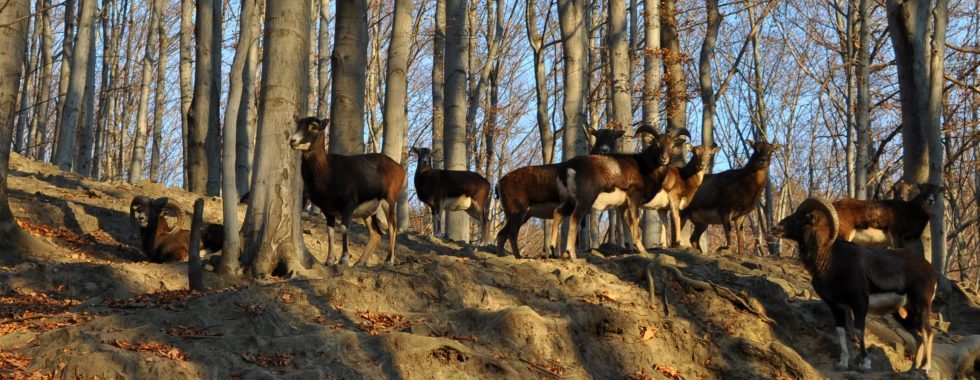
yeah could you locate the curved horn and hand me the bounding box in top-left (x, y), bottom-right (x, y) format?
top-left (160, 200), bottom-right (184, 235)
top-left (668, 127), bottom-right (691, 140)
top-left (634, 124), bottom-right (660, 137)
top-left (797, 197), bottom-right (838, 243)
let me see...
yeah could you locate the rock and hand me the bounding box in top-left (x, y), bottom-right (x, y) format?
top-left (442, 288), bottom-right (463, 306)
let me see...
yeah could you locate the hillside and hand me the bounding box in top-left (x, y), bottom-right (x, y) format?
top-left (1, 151), bottom-right (978, 379)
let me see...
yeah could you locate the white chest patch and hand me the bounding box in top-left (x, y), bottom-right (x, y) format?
top-left (443, 196), bottom-right (473, 211)
top-left (351, 199), bottom-right (383, 218)
top-left (867, 292), bottom-right (907, 316)
top-left (592, 189), bottom-right (628, 211)
top-left (846, 228), bottom-right (890, 246)
top-left (643, 190), bottom-right (670, 210)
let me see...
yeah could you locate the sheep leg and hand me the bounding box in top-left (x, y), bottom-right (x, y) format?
top-left (335, 212), bottom-right (354, 274)
top-left (720, 218), bottom-right (734, 254)
top-left (852, 303), bottom-right (872, 372)
top-left (669, 201), bottom-right (683, 248)
top-left (690, 223), bottom-right (707, 253)
top-left (564, 205), bottom-right (589, 260)
top-left (734, 216), bottom-right (746, 255)
top-left (430, 205), bottom-right (440, 238)
top-left (324, 216), bottom-right (337, 265)
top-left (495, 214), bottom-right (513, 257)
top-left (657, 209), bottom-right (669, 247)
top-left (385, 202), bottom-right (397, 267)
top-left (464, 204), bottom-right (487, 246)
top-left (353, 216), bottom-right (382, 267)
top-left (549, 209), bottom-right (564, 258)
top-left (828, 303), bottom-right (850, 370)
top-left (624, 207), bottom-right (646, 255)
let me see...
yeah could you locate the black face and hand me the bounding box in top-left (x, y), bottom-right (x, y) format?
top-left (636, 126), bottom-right (690, 167)
top-left (772, 211), bottom-right (814, 242)
top-left (590, 129), bottom-right (625, 155)
top-left (747, 140), bottom-right (780, 169)
top-left (130, 197), bottom-right (151, 228)
top-left (288, 116), bottom-right (327, 151)
top-left (914, 183), bottom-right (945, 212)
top-left (412, 147), bottom-right (433, 168)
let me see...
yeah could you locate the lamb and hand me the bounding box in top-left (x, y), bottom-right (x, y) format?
top-left (550, 126), bottom-right (690, 259)
top-left (640, 144), bottom-right (719, 247)
top-left (494, 129), bottom-right (626, 258)
top-left (681, 140), bottom-right (780, 255)
top-left (771, 197), bottom-right (937, 373)
top-left (288, 116), bottom-right (406, 271)
top-left (412, 147), bottom-right (491, 244)
top-left (833, 183), bottom-right (944, 248)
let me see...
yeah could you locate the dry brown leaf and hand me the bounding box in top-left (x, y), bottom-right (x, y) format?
top-left (108, 339), bottom-right (188, 361)
top-left (639, 325), bottom-right (657, 341)
top-left (654, 363), bottom-right (682, 380)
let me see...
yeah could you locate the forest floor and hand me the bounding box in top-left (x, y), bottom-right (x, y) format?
top-left (1, 151), bottom-right (979, 379)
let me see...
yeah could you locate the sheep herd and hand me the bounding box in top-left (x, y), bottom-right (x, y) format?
top-left (127, 115), bottom-right (942, 374)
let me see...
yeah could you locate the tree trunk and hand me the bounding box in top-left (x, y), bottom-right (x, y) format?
top-left (129, 0), bottom-right (162, 183)
top-left (218, 0), bottom-right (261, 277)
top-left (464, 0), bottom-right (502, 145)
top-left (854, 0), bottom-right (870, 200)
top-left (53, 0), bottom-right (95, 172)
top-left (0, 0), bottom-right (39, 249)
top-left (699, 0), bottom-right (720, 166)
top-left (13, 11), bottom-right (35, 155)
top-left (381, 0), bottom-right (412, 234)
top-left (75, 15), bottom-right (96, 176)
top-left (526, 0), bottom-right (554, 165)
top-left (328, 0), bottom-right (368, 155)
top-left (31, 0), bottom-right (53, 161)
top-left (443, 0), bottom-right (470, 242)
top-left (641, 0), bottom-right (664, 248)
top-left (53, 0), bottom-right (75, 158)
top-left (558, 0), bottom-right (589, 250)
top-left (189, 0), bottom-right (220, 194)
top-left (317, 0), bottom-right (331, 119)
top-left (661, 0), bottom-right (686, 131)
top-left (180, 0), bottom-right (194, 188)
top-left (608, 0), bottom-right (630, 131)
top-left (150, 0), bottom-right (169, 182)
top-left (885, 0), bottom-right (947, 273)
top-left (242, 0), bottom-right (313, 278)
top-left (205, 0), bottom-right (223, 195)
top-left (237, 1), bottom-right (262, 196)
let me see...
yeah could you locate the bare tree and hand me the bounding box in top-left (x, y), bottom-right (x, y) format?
top-left (241, 0), bottom-right (313, 278)
top-left (237, 0), bottom-right (263, 195)
top-left (382, 0), bottom-right (413, 231)
top-left (886, 0), bottom-right (948, 272)
top-left (30, 0), bottom-right (53, 161)
top-left (53, 0), bottom-right (96, 172)
top-left (661, 0), bottom-right (686, 131)
top-left (329, 0), bottom-right (368, 154)
top-left (149, 0), bottom-right (169, 182)
top-left (129, 0), bottom-right (163, 183)
top-left (189, 0), bottom-right (222, 194)
top-left (608, 0), bottom-right (630, 131)
top-left (53, 0), bottom-right (75, 148)
top-left (317, 0), bottom-right (331, 119)
top-left (218, 0), bottom-right (261, 277)
top-left (443, 0), bottom-right (470, 241)
top-left (853, 0), bottom-right (870, 200)
top-left (641, 0), bottom-right (664, 247)
top-left (205, 0), bottom-right (224, 195)
top-left (180, 0), bottom-right (194, 186)
top-left (0, 0), bottom-right (40, 249)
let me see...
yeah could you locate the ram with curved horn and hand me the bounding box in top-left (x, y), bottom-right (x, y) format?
top-left (130, 196), bottom-right (222, 263)
top-left (772, 197), bottom-right (937, 373)
top-left (550, 126), bottom-right (690, 259)
top-left (833, 183), bottom-right (944, 248)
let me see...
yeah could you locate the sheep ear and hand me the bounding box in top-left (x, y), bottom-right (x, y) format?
top-left (612, 130), bottom-right (625, 139)
top-left (319, 118), bottom-right (330, 130)
top-left (150, 197), bottom-right (169, 209)
top-left (745, 140), bottom-right (755, 147)
top-left (293, 114), bottom-right (301, 123)
top-left (773, 144), bottom-right (783, 151)
top-left (710, 146), bottom-right (720, 154)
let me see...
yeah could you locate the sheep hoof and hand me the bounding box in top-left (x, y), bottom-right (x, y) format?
top-left (835, 361), bottom-right (849, 371)
top-left (859, 357), bottom-right (872, 372)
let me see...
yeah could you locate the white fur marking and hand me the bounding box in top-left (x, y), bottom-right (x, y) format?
top-left (592, 189), bottom-right (628, 211)
top-left (868, 292), bottom-right (907, 316)
top-left (642, 190), bottom-right (670, 209)
top-left (847, 228), bottom-right (890, 246)
top-left (351, 199), bottom-right (383, 218)
top-left (837, 327), bottom-right (849, 370)
top-left (860, 356), bottom-right (872, 371)
top-left (443, 196), bottom-right (473, 211)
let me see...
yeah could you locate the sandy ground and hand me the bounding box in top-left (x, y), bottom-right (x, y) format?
top-left (1, 151), bottom-right (978, 379)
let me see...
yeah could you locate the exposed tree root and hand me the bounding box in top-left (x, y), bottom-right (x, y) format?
top-left (647, 253), bottom-right (773, 324)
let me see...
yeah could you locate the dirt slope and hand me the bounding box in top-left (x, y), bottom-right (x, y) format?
top-left (1, 152), bottom-right (978, 379)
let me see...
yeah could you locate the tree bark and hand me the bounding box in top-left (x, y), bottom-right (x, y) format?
top-left (382, 0), bottom-right (413, 233)
top-left (328, 0), bottom-right (368, 155)
top-left (129, 0), bottom-right (162, 183)
top-left (854, 0), bottom-right (870, 200)
top-left (0, 0), bottom-right (40, 250)
top-left (558, 0), bottom-right (588, 159)
top-left (205, 0), bottom-right (223, 195)
top-left (237, 0), bottom-right (262, 196)
top-left (218, 0), bottom-right (261, 277)
top-left (31, 0), bottom-right (53, 161)
top-left (317, 0), bottom-right (330, 119)
top-left (75, 13), bottom-right (96, 176)
top-left (661, 0), bottom-right (686, 131)
top-left (53, 0), bottom-right (75, 157)
top-left (885, 0), bottom-right (947, 272)
top-left (608, 0), bottom-right (631, 131)
top-left (13, 10), bottom-right (35, 155)
top-left (150, 0), bottom-right (169, 182)
top-left (444, 0), bottom-right (470, 242)
top-left (641, 0), bottom-right (663, 248)
top-left (180, 0), bottom-right (194, 188)
top-left (53, 0), bottom-right (95, 172)
top-left (526, 0), bottom-right (554, 165)
top-left (242, 0), bottom-right (313, 278)
top-left (189, 0), bottom-right (221, 194)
